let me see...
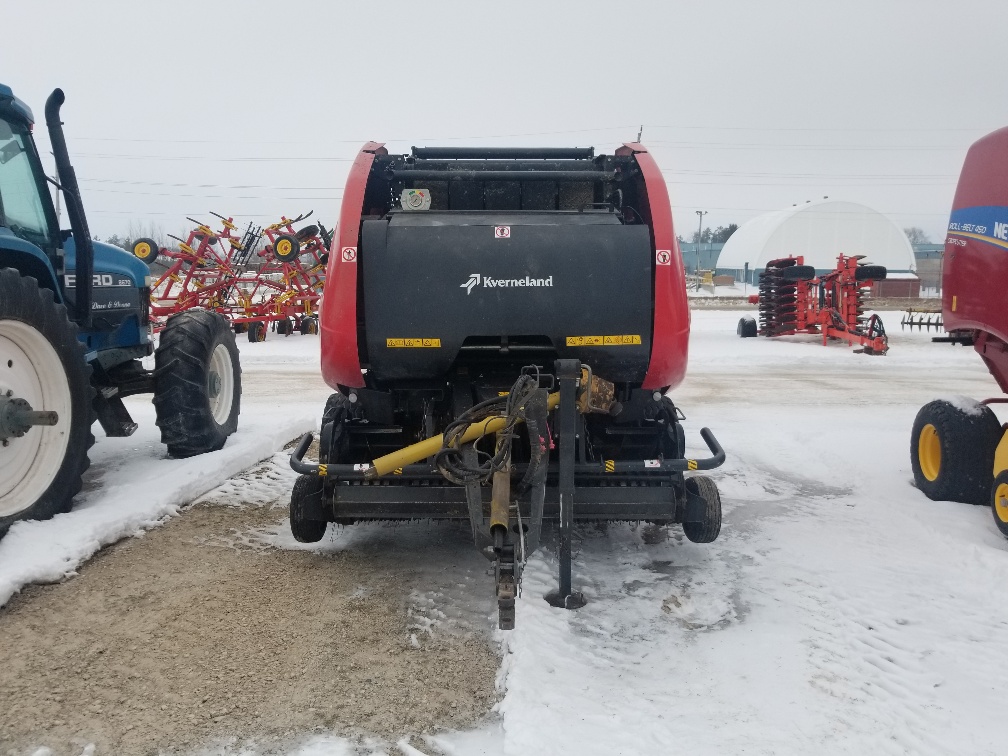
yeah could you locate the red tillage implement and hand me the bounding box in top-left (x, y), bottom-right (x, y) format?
top-left (739, 254), bottom-right (889, 354)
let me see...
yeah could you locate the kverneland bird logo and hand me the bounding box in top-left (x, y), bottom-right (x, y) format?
top-left (461, 273), bottom-right (481, 295)
top-left (460, 273), bottom-right (553, 295)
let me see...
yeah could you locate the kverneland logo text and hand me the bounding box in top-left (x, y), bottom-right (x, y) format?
top-left (460, 274), bottom-right (553, 295)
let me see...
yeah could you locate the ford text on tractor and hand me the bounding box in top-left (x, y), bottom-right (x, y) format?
top-left (289, 144), bottom-right (726, 629)
top-left (0, 84), bottom-right (241, 535)
top-left (910, 126), bottom-right (1008, 535)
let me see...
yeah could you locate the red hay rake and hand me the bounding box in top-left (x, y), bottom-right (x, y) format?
top-left (133, 212), bottom-right (330, 342)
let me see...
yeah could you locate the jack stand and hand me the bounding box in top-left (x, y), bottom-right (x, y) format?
top-left (545, 359), bottom-right (587, 611)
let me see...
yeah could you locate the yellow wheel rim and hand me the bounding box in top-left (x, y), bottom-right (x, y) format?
top-left (995, 481), bottom-right (1008, 524)
top-left (135, 242), bottom-right (151, 259)
top-left (276, 239), bottom-right (291, 256)
top-left (918, 423), bottom-right (941, 482)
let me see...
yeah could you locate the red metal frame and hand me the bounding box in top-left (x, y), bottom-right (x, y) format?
top-left (321, 142), bottom-right (386, 389)
top-left (943, 126), bottom-right (1008, 393)
top-left (617, 143), bottom-right (690, 391)
top-left (320, 143), bottom-right (690, 391)
top-left (147, 214), bottom-right (327, 338)
top-left (753, 254), bottom-right (889, 354)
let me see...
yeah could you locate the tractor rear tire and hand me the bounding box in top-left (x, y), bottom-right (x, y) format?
top-left (992, 472), bottom-right (1008, 538)
top-left (737, 316), bottom-right (757, 338)
top-left (0, 268), bottom-right (95, 535)
top-left (273, 234), bottom-right (300, 263)
top-left (247, 321), bottom-right (266, 342)
top-left (290, 473), bottom-right (327, 543)
top-left (911, 399), bottom-right (1002, 505)
top-left (131, 237), bottom-right (160, 265)
top-left (780, 265), bottom-right (816, 282)
top-left (154, 309), bottom-right (241, 458)
top-left (682, 475), bottom-right (722, 543)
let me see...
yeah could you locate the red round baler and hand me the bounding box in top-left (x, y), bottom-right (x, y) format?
top-left (291, 144), bottom-right (724, 627)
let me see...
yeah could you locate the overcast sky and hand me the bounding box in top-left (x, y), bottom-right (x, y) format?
top-left (5, 0), bottom-right (1006, 244)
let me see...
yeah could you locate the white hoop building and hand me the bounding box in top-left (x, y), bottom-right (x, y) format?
top-left (717, 200), bottom-right (916, 284)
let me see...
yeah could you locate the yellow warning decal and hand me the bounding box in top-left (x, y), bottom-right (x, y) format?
top-left (687, 460), bottom-right (698, 470)
top-left (318, 464), bottom-right (328, 477)
top-left (566, 335), bottom-right (642, 347)
top-left (605, 459), bottom-right (615, 473)
top-left (386, 338), bottom-right (442, 348)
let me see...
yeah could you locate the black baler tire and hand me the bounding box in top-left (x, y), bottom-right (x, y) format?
top-left (154, 309), bottom-right (241, 458)
top-left (992, 471), bottom-right (1008, 538)
top-left (682, 475), bottom-right (722, 544)
top-left (856, 265), bottom-right (887, 281)
top-left (273, 234), bottom-right (300, 263)
top-left (780, 265), bottom-right (816, 282)
top-left (131, 237), bottom-right (160, 264)
top-left (0, 268), bottom-right (95, 536)
top-left (290, 474), bottom-right (327, 543)
top-left (911, 399), bottom-right (1002, 505)
top-left (737, 316), bottom-right (757, 338)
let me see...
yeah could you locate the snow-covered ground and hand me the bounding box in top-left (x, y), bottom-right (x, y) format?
top-left (4, 311), bottom-right (1008, 755)
top-left (0, 333), bottom-right (330, 607)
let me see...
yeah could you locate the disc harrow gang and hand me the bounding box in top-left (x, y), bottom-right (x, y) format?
top-left (135, 211), bottom-right (331, 340)
top-left (743, 254), bottom-right (889, 354)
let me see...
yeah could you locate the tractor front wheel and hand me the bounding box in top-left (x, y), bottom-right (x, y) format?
top-left (911, 399), bottom-right (1002, 505)
top-left (154, 309), bottom-right (241, 458)
top-left (0, 269), bottom-right (95, 535)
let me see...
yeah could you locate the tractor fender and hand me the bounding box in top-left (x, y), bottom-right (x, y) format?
top-left (0, 229), bottom-right (61, 299)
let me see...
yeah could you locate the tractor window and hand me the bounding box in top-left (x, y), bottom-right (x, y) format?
top-left (0, 117), bottom-right (55, 251)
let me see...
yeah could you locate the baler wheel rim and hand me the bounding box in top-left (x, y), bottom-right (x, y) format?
top-left (993, 473), bottom-right (1008, 531)
top-left (918, 424), bottom-right (941, 482)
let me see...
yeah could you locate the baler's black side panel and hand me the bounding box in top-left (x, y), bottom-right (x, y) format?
top-left (361, 213), bottom-right (653, 382)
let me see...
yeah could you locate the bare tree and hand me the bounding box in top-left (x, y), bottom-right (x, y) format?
top-left (904, 227), bottom-right (931, 245)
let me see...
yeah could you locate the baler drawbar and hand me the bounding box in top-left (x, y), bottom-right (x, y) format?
top-left (290, 144), bottom-right (726, 628)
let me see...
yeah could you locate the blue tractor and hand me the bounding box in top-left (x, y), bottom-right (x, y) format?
top-left (0, 84), bottom-right (242, 535)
